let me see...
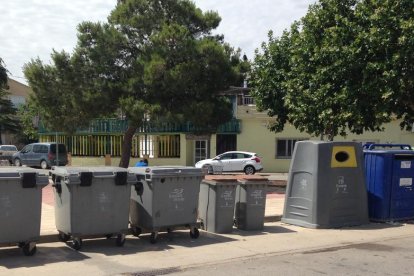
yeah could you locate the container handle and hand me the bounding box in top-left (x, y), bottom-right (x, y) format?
top-left (364, 144), bottom-right (412, 150)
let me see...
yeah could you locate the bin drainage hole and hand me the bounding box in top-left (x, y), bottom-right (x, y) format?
top-left (335, 151), bottom-right (349, 162)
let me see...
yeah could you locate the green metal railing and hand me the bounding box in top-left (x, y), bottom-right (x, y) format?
top-left (38, 118), bottom-right (241, 135)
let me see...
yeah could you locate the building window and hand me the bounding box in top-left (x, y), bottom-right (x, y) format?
top-left (194, 140), bottom-right (209, 163)
top-left (276, 139), bottom-right (305, 159)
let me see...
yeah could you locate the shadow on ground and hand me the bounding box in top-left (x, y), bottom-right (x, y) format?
top-left (0, 245), bottom-right (89, 269)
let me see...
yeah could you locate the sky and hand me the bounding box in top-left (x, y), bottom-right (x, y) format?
top-left (0, 0), bottom-right (316, 83)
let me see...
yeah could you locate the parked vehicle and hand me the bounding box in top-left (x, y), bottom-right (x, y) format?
top-left (0, 145), bottom-right (18, 165)
top-left (12, 143), bottom-right (68, 169)
top-left (195, 151), bottom-right (263, 175)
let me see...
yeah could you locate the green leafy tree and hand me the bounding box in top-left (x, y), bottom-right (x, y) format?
top-left (16, 100), bottom-right (40, 142)
top-left (250, 0), bottom-right (414, 140)
top-left (24, 0), bottom-right (243, 167)
top-left (0, 58), bottom-right (20, 144)
top-left (354, 0), bottom-right (414, 130)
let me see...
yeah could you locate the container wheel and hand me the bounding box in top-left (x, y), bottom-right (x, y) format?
top-left (71, 238), bottom-right (82, 250)
top-left (131, 226), bottom-right (142, 237)
top-left (190, 228), bottom-right (200, 239)
top-left (58, 231), bottom-right (71, 242)
top-left (17, 242), bottom-right (25, 248)
top-left (22, 242), bottom-right (37, 256)
top-left (150, 232), bottom-right (157, 244)
top-left (116, 234), bottom-right (126, 247)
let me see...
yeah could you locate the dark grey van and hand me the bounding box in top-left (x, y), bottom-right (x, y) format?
top-left (12, 143), bottom-right (68, 169)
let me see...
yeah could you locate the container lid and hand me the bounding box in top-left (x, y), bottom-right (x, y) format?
top-left (0, 167), bottom-right (49, 186)
top-left (0, 167), bottom-right (46, 177)
top-left (52, 166), bottom-right (129, 176)
top-left (51, 166), bottom-right (135, 186)
top-left (128, 166), bottom-right (203, 177)
top-left (237, 175), bottom-right (269, 184)
top-left (201, 179), bottom-right (238, 186)
top-left (204, 175), bottom-right (239, 182)
top-left (364, 150), bottom-right (414, 155)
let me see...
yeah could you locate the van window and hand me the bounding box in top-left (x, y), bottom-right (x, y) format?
top-left (40, 145), bottom-right (48, 153)
top-left (50, 144), bottom-right (67, 154)
top-left (21, 145), bottom-right (33, 153)
top-left (33, 145), bottom-right (42, 153)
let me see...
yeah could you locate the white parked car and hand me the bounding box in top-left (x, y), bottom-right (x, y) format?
top-left (195, 151), bottom-right (263, 175)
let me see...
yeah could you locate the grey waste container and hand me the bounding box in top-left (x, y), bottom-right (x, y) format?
top-left (0, 167), bottom-right (48, 256)
top-left (128, 166), bottom-right (203, 243)
top-left (282, 141), bottom-right (369, 229)
top-left (234, 176), bottom-right (268, 231)
top-left (198, 176), bottom-right (238, 233)
top-left (51, 166), bottom-right (135, 250)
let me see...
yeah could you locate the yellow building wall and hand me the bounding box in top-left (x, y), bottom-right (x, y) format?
top-left (67, 119), bottom-right (414, 173)
top-left (238, 118), bottom-right (414, 173)
top-left (186, 139), bottom-right (194, 166)
top-left (210, 134), bottom-right (217, 158)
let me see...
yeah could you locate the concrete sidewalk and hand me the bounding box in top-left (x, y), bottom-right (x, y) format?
top-left (4, 175), bottom-right (414, 275)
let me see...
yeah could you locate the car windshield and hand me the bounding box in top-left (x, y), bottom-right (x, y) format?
top-left (0, 146), bottom-right (17, 151)
top-left (50, 144), bottom-right (67, 154)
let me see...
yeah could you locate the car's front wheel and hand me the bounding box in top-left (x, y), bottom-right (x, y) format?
top-left (14, 158), bottom-right (21, 167)
top-left (244, 165), bottom-right (256, 175)
top-left (202, 164), bottom-right (214, 174)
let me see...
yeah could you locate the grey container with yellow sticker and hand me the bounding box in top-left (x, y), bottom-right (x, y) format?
top-left (282, 141), bottom-right (369, 228)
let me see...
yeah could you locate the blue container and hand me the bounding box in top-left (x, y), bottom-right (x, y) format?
top-left (364, 144), bottom-right (414, 221)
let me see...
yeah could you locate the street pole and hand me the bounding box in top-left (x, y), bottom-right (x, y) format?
top-left (55, 132), bottom-right (59, 166)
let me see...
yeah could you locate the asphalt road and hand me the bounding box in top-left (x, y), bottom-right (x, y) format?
top-left (170, 235), bottom-right (414, 276)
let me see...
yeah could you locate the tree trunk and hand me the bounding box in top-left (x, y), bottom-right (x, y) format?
top-left (118, 123), bottom-right (139, 168)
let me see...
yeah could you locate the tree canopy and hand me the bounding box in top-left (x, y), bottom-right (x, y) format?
top-left (250, 0), bottom-right (414, 140)
top-left (24, 0), bottom-right (246, 167)
top-left (0, 58), bottom-right (20, 144)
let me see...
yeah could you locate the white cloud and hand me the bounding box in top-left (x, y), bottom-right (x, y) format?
top-left (0, 0), bottom-right (315, 82)
top-left (0, 0), bottom-right (114, 80)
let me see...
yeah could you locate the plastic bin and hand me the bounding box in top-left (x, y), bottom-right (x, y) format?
top-left (364, 144), bottom-right (414, 221)
top-left (234, 176), bottom-right (268, 231)
top-left (50, 166), bottom-right (135, 250)
top-left (128, 166), bottom-right (203, 243)
top-left (0, 168), bottom-right (48, 255)
top-left (198, 176), bottom-right (238, 233)
top-left (282, 141), bottom-right (369, 228)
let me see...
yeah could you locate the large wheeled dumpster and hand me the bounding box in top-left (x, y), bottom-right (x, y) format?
top-left (129, 166), bottom-right (203, 243)
top-left (51, 166), bottom-right (135, 250)
top-left (0, 168), bottom-right (48, 255)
